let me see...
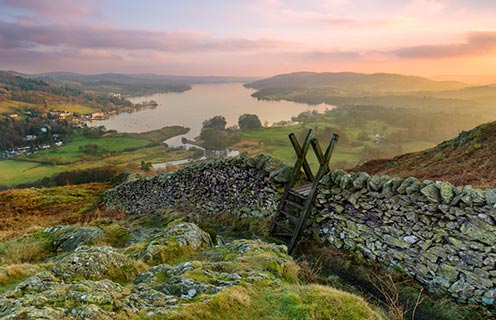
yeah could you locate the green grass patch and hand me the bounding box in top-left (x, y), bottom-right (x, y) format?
top-left (0, 160), bottom-right (61, 186)
top-left (0, 100), bottom-right (36, 114)
top-left (166, 284), bottom-right (383, 320)
top-left (30, 133), bottom-right (151, 164)
top-left (49, 103), bottom-right (97, 114)
top-left (0, 146), bottom-right (194, 187)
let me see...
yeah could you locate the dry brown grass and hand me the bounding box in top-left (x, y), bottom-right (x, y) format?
top-left (231, 139), bottom-right (266, 155)
top-left (0, 183), bottom-right (111, 241)
top-left (353, 121), bottom-right (496, 188)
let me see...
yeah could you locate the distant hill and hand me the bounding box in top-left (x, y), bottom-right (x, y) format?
top-left (352, 121), bottom-right (496, 188)
top-left (243, 71), bottom-right (496, 111)
top-left (431, 74), bottom-right (496, 85)
top-left (34, 72), bottom-right (257, 96)
top-left (245, 72), bottom-right (466, 94)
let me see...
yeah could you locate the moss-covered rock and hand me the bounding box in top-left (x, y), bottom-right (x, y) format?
top-left (132, 222), bottom-right (213, 264)
top-left (51, 246), bottom-right (145, 282)
top-left (45, 226), bottom-right (104, 253)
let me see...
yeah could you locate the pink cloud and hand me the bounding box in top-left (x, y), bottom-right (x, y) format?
top-left (78, 48), bottom-right (116, 59)
top-left (0, 22), bottom-right (295, 53)
top-left (395, 31), bottom-right (496, 58)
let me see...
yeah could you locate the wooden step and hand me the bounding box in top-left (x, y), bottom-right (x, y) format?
top-left (284, 200), bottom-right (303, 209)
top-left (279, 210), bottom-right (299, 223)
top-left (291, 184), bottom-right (312, 196)
top-left (272, 232), bottom-right (292, 238)
top-left (272, 220), bottom-right (293, 232)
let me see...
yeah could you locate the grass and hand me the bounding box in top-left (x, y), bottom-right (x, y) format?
top-left (48, 103), bottom-right (97, 114)
top-left (0, 183), bottom-right (108, 240)
top-left (165, 284), bottom-right (383, 320)
top-left (0, 263), bottom-right (44, 293)
top-left (1, 146), bottom-right (194, 187)
top-left (236, 122), bottom-right (416, 169)
top-left (0, 100), bottom-right (36, 114)
top-left (30, 133), bottom-right (152, 164)
top-left (1, 126), bottom-right (191, 187)
top-left (0, 231), bottom-right (53, 265)
top-left (0, 160), bottom-right (59, 186)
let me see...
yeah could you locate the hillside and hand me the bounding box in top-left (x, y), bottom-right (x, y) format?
top-left (245, 72), bottom-right (466, 94)
top-left (243, 72), bottom-right (496, 111)
top-left (0, 70), bottom-right (133, 115)
top-left (352, 120), bottom-right (496, 188)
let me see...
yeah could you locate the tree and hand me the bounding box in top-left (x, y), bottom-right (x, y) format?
top-left (202, 115), bottom-right (227, 130)
top-left (199, 127), bottom-right (229, 149)
top-left (238, 114), bottom-right (262, 130)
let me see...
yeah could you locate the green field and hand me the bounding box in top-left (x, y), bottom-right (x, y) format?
top-left (1, 146), bottom-right (194, 186)
top-left (0, 100), bottom-right (99, 115)
top-left (49, 103), bottom-right (97, 114)
top-left (30, 134), bottom-right (152, 164)
top-left (0, 126), bottom-right (191, 187)
top-left (238, 115), bottom-right (435, 169)
top-left (0, 100), bottom-right (36, 114)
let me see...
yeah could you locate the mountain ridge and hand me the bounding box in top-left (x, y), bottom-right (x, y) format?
top-left (245, 71), bottom-right (467, 93)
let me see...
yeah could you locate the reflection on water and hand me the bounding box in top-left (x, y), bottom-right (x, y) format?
top-left (90, 83), bottom-right (333, 140)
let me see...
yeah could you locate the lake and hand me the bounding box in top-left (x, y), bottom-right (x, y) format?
top-left (90, 83), bottom-right (333, 146)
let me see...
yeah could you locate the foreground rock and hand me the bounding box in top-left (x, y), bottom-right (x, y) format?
top-left (0, 222), bottom-right (299, 319)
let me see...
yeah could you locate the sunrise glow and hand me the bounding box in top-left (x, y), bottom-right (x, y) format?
top-left (1, 0), bottom-right (496, 79)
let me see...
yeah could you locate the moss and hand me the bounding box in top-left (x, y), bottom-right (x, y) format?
top-left (102, 224), bottom-right (130, 248)
top-left (152, 244), bottom-right (198, 266)
top-left (183, 269), bottom-right (213, 284)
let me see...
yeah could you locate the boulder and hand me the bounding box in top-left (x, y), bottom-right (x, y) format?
top-left (133, 223), bottom-right (213, 263)
top-left (45, 226), bottom-right (104, 253)
top-left (51, 246), bottom-right (144, 281)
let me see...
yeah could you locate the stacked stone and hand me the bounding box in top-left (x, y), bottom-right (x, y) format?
top-left (312, 169), bottom-right (496, 307)
top-left (104, 154), bottom-right (281, 217)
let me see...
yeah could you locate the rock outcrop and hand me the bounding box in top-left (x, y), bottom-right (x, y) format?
top-left (0, 221), bottom-right (296, 319)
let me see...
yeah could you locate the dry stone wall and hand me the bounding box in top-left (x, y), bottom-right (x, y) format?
top-left (104, 155), bottom-right (496, 307)
top-left (310, 169), bottom-right (496, 307)
top-left (104, 155), bottom-right (280, 217)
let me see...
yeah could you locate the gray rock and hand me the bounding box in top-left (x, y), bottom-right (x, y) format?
top-left (485, 189), bottom-right (496, 206)
top-left (134, 223), bottom-right (212, 263)
top-left (51, 246), bottom-right (143, 281)
top-left (45, 226), bottom-right (104, 253)
top-left (269, 165), bottom-right (292, 183)
top-left (420, 184), bottom-right (441, 203)
top-left (353, 172), bottom-right (369, 189)
top-left (437, 181), bottom-right (454, 204)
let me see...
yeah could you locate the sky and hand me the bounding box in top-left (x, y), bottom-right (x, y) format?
top-left (1, 0), bottom-right (496, 77)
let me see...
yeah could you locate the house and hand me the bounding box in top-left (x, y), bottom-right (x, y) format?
top-left (91, 112), bottom-right (105, 120)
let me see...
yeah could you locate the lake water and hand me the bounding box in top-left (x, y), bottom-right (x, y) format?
top-left (90, 83), bottom-right (333, 146)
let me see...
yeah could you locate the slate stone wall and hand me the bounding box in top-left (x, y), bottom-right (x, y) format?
top-left (310, 169), bottom-right (496, 307)
top-left (104, 155), bottom-right (280, 217)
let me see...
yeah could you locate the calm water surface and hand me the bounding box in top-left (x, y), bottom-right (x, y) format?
top-left (91, 83), bottom-right (333, 145)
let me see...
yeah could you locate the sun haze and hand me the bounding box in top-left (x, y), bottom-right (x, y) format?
top-left (0, 0), bottom-right (495, 79)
